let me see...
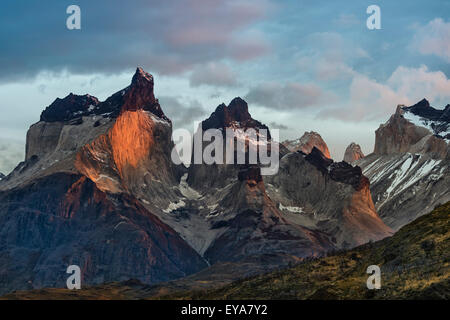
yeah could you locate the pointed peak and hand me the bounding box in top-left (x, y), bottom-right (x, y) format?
top-left (131, 67), bottom-right (154, 85)
top-left (228, 97), bottom-right (248, 109)
top-left (201, 98), bottom-right (270, 136)
top-left (283, 131), bottom-right (331, 158)
top-left (411, 98), bottom-right (430, 108)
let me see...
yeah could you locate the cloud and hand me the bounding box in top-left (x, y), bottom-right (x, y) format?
top-left (387, 65), bottom-right (450, 103)
top-left (0, 0), bottom-right (273, 82)
top-left (295, 32), bottom-right (370, 81)
top-left (189, 62), bottom-right (238, 87)
top-left (0, 139), bottom-right (24, 175)
top-left (411, 18), bottom-right (450, 62)
top-left (333, 13), bottom-right (360, 27)
top-left (269, 121), bottom-right (288, 130)
top-left (245, 82), bottom-right (335, 110)
top-left (158, 96), bottom-right (207, 129)
top-left (318, 65), bottom-right (450, 121)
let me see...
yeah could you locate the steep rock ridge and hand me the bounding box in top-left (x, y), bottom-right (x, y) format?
top-left (343, 142), bottom-right (364, 163)
top-left (356, 99), bottom-right (450, 230)
top-left (0, 68), bottom-right (205, 294)
top-left (282, 131), bottom-right (331, 158)
top-left (0, 173), bottom-right (207, 295)
top-left (177, 98), bottom-right (335, 260)
top-left (204, 165), bottom-right (334, 263)
top-left (187, 97), bottom-right (285, 190)
top-left (183, 100), bottom-right (390, 259)
top-left (0, 173), bottom-right (4, 181)
top-left (374, 100), bottom-right (448, 159)
top-left (265, 147), bottom-right (392, 248)
top-left (40, 94), bottom-right (100, 122)
top-left (202, 97), bottom-right (270, 137)
top-left (0, 68), bottom-right (398, 295)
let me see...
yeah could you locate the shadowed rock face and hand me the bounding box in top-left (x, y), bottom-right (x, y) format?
top-left (40, 94), bottom-right (100, 122)
top-left (264, 148), bottom-right (392, 248)
top-left (282, 131), bottom-right (331, 159)
top-left (343, 143), bottom-right (364, 163)
top-left (403, 98), bottom-right (450, 122)
top-left (0, 68), bottom-right (200, 295)
top-left (0, 173), bottom-right (207, 295)
top-left (202, 97), bottom-right (271, 139)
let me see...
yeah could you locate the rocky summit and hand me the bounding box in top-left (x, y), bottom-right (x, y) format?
top-left (356, 99), bottom-right (450, 230)
top-left (343, 143), bottom-right (364, 163)
top-left (282, 131), bottom-right (331, 159)
top-left (0, 69), bottom-right (446, 297)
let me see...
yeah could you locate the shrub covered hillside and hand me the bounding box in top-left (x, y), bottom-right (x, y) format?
top-left (166, 202), bottom-right (450, 300)
top-left (2, 202), bottom-right (449, 300)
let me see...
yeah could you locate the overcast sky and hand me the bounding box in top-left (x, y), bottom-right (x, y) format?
top-left (1, 0), bottom-right (449, 174)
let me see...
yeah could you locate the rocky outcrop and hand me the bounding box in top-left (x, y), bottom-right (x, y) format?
top-left (265, 148), bottom-right (392, 248)
top-left (282, 131), bottom-right (331, 159)
top-left (343, 143), bottom-right (364, 163)
top-left (0, 173), bottom-right (207, 295)
top-left (374, 100), bottom-right (448, 159)
top-left (40, 94), bottom-right (100, 122)
top-left (0, 68), bottom-right (202, 294)
top-left (357, 99), bottom-right (450, 230)
top-left (0, 173), bottom-right (4, 181)
top-left (185, 101), bottom-right (390, 256)
top-left (0, 68), bottom-right (395, 295)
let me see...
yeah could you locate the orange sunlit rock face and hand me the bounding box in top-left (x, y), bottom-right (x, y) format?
top-left (108, 110), bottom-right (155, 175)
top-left (75, 110), bottom-right (156, 192)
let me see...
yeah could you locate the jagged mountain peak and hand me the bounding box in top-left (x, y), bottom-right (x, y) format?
top-left (343, 142), bottom-right (364, 163)
top-left (132, 67), bottom-right (154, 85)
top-left (39, 67), bottom-right (168, 124)
top-left (202, 97), bottom-right (270, 136)
top-left (402, 98), bottom-right (450, 122)
top-left (40, 93), bottom-right (100, 122)
top-left (282, 131), bottom-right (331, 159)
top-left (412, 98), bottom-right (430, 109)
top-left (375, 99), bottom-right (449, 158)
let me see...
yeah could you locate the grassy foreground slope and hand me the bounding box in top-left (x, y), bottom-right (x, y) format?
top-left (162, 201), bottom-right (450, 300)
top-left (2, 202), bottom-right (449, 300)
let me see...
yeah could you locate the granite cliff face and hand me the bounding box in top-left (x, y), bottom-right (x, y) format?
top-left (374, 101), bottom-right (448, 159)
top-left (343, 143), bottom-right (364, 163)
top-left (0, 68), bottom-right (396, 295)
top-left (184, 102), bottom-right (391, 255)
top-left (264, 147), bottom-right (391, 248)
top-left (0, 68), bottom-right (205, 295)
top-left (282, 131), bottom-right (331, 158)
top-left (356, 99), bottom-right (449, 229)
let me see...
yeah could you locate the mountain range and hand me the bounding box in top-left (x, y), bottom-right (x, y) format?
top-left (0, 68), bottom-right (448, 296)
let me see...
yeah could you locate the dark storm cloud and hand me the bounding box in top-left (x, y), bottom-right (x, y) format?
top-left (0, 0), bottom-right (271, 82)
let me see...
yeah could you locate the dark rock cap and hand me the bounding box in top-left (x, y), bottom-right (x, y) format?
top-left (202, 97), bottom-right (271, 139)
top-left (39, 67), bottom-right (169, 123)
